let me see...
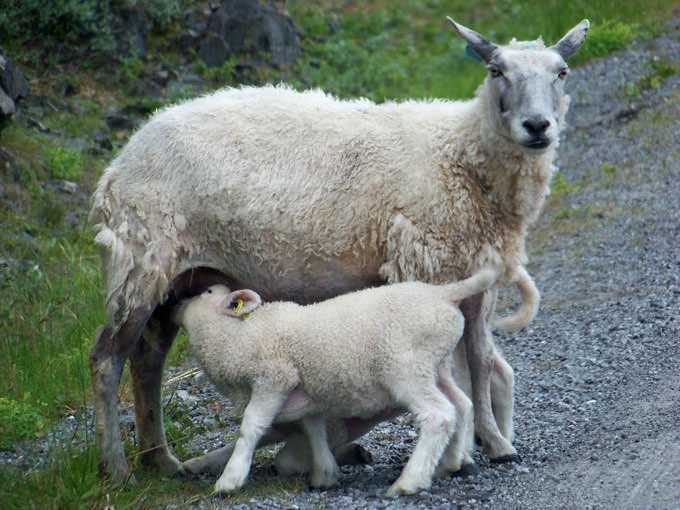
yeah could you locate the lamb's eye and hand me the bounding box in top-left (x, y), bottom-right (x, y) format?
top-left (206, 288), bottom-right (212, 294)
top-left (488, 65), bottom-right (502, 78)
top-left (558, 68), bottom-right (568, 80)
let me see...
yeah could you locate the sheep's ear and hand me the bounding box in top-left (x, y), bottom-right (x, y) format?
top-left (221, 289), bottom-right (263, 317)
top-left (447, 17), bottom-right (498, 63)
top-left (550, 19), bottom-right (590, 60)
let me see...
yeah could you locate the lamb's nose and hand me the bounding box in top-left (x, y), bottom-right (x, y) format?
top-left (522, 116), bottom-right (550, 136)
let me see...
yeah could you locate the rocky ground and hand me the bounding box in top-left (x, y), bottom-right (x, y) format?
top-left (3, 16), bottom-right (678, 510)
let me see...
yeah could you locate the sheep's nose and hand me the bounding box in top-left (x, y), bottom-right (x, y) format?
top-left (522, 116), bottom-right (550, 136)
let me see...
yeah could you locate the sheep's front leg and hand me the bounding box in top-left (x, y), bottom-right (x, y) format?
top-left (462, 293), bottom-right (518, 462)
top-left (299, 415), bottom-right (340, 489)
top-left (129, 307), bottom-right (182, 475)
top-left (215, 390), bottom-right (288, 494)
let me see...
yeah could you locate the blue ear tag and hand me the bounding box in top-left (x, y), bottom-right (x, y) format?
top-left (465, 45), bottom-right (483, 62)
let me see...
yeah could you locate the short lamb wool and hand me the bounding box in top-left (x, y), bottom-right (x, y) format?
top-left (175, 268), bottom-right (498, 496)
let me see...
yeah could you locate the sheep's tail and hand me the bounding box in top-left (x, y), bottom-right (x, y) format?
top-left (444, 266), bottom-right (500, 303)
top-left (492, 265), bottom-right (540, 332)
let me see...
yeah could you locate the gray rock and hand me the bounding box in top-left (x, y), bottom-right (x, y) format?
top-left (196, 0), bottom-right (301, 68)
top-left (0, 54), bottom-right (29, 101)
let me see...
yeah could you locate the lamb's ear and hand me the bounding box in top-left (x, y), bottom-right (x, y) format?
top-left (221, 289), bottom-right (263, 317)
top-left (447, 17), bottom-right (498, 63)
top-left (550, 19), bottom-right (590, 60)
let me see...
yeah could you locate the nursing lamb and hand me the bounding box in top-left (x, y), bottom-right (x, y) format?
top-left (89, 18), bottom-right (589, 483)
top-left (174, 268), bottom-right (498, 496)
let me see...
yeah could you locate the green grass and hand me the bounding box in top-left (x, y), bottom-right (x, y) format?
top-left (0, 239), bottom-right (103, 447)
top-left (286, 0), bottom-right (678, 101)
top-left (0, 0), bottom-right (678, 507)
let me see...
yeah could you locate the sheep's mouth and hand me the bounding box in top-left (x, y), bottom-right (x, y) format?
top-left (523, 139), bottom-right (551, 150)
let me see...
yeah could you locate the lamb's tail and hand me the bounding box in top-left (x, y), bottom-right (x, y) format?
top-left (492, 265), bottom-right (540, 332)
top-left (444, 266), bottom-right (500, 303)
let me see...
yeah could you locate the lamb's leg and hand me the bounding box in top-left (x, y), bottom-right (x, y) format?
top-left (299, 415), bottom-right (340, 488)
top-left (129, 306), bottom-right (182, 475)
top-left (461, 294), bottom-right (518, 462)
top-left (491, 353), bottom-right (515, 442)
top-left (386, 388), bottom-right (456, 497)
top-left (184, 429), bottom-right (286, 475)
top-left (90, 307), bottom-right (152, 484)
top-left (215, 390), bottom-right (288, 493)
top-left (436, 364), bottom-right (475, 475)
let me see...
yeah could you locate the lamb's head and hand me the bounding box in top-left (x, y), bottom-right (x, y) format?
top-left (177, 285), bottom-right (263, 324)
top-left (448, 18), bottom-right (589, 154)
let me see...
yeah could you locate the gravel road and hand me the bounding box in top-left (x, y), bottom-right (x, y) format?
top-left (3, 17), bottom-right (678, 510)
top-left (166, 19), bottom-right (680, 509)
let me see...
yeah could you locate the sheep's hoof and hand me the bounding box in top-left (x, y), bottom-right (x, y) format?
top-left (490, 453), bottom-right (521, 464)
top-left (167, 467), bottom-right (190, 480)
top-left (450, 462), bottom-right (479, 477)
top-left (333, 442), bottom-right (373, 466)
top-left (353, 444), bottom-right (372, 464)
top-left (101, 462), bottom-right (137, 488)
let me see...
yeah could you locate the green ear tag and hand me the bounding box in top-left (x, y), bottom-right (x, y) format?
top-left (233, 299), bottom-right (243, 313)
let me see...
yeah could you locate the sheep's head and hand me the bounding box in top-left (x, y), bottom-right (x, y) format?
top-left (448, 18), bottom-right (589, 154)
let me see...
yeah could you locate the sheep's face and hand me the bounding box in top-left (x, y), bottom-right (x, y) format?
top-left (485, 48), bottom-right (569, 152)
top-left (448, 18), bottom-right (589, 154)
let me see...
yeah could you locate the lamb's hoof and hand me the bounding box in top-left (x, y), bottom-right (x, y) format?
top-left (385, 483), bottom-right (422, 498)
top-left (309, 466), bottom-right (340, 490)
top-left (450, 463), bottom-right (479, 478)
top-left (490, 453), bottom-right (521, 464)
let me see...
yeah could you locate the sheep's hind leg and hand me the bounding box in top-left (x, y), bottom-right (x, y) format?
top-left (462, 294), bottom-right (518, 463)
top-left (90, 307), bottom-right (152, 485)
top-left (491, 353), bottom-right (515, 443)
top-left (129, 305), bottom-right (183, 475)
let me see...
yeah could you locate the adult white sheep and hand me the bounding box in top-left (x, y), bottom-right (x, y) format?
top-left (175, 267), bottom-right (497, 496)
top-left (89, 17), bottom-right (589, 483)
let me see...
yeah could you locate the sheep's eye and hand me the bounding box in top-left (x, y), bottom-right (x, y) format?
top-left (488, 65), bottom-right (502, 78)
top-left (206, 288), bottom-right (212, 294)
top-left (558, 68), bottom-right (569, 80)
